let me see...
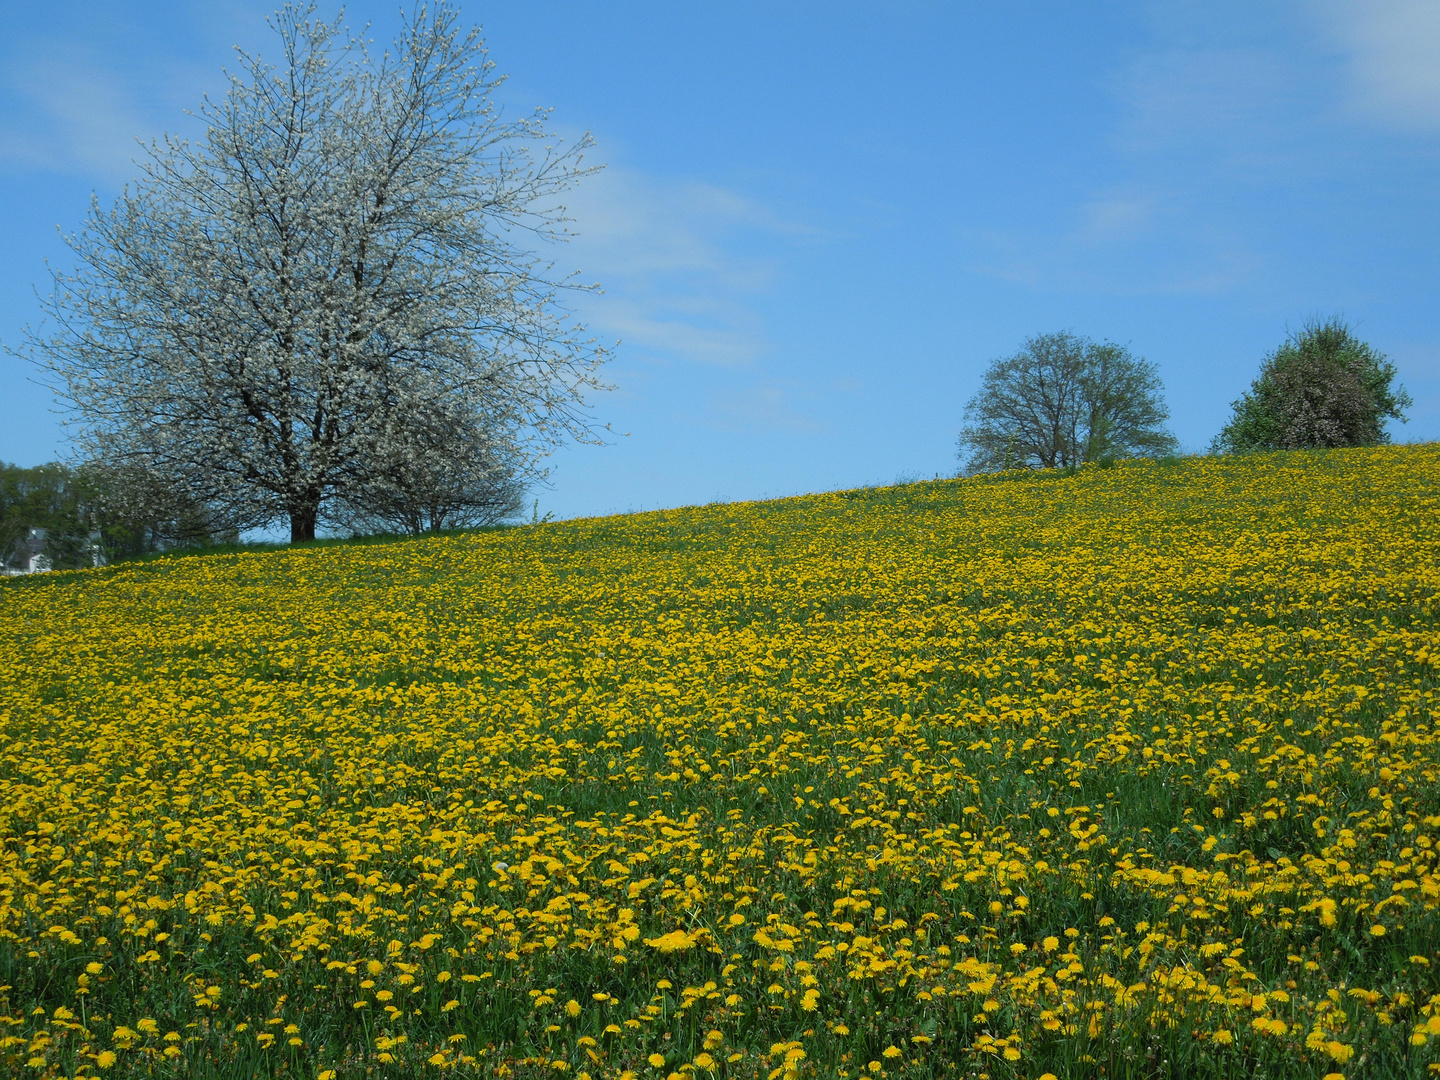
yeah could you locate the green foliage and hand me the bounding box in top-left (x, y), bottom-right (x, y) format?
top-left (1213, 319), bottom-right (1412, 453)
top-left (0, 463), bottom-right (97, 570)
top-left (959, 332), bottom-right (1178, 475)
top-left (0, 461), bottom-right (235, 569)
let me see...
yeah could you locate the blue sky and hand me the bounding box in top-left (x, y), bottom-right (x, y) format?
top-left (3, 1), bottom-right (1439, 521)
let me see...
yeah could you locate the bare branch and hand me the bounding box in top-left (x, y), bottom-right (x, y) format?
top-left (959, 332), bottom-right (1177, 475)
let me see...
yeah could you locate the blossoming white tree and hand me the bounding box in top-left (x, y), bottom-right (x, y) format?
top-left (26, 2), bottom-right (608, 540)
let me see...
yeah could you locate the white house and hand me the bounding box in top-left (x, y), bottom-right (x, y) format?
top-left (1, 527), bottom-right (106, 576)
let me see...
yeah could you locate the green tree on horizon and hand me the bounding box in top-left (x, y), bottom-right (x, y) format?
top-left (1213, 318), bottom-right (1411, 454)
top-left (1, 461), bottom-right (231, 569)
top-left (958, 331), bottom-right (1178, 474)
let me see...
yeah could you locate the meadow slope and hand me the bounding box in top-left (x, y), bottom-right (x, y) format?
top-left (2, 447), bottom-right (1440, 1079)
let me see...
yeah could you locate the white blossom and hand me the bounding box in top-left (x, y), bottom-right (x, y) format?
top-left (22, 1), bottom-right (609, 540)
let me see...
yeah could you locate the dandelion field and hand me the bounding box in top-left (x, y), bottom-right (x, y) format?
top-left (3, 446), bottom-right (1440, 1080)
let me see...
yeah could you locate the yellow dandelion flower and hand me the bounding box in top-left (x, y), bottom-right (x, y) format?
top-left (644, 930), bottom-right (696, 953)
top-left (1325, 1041), bottom-right (1354, 1064)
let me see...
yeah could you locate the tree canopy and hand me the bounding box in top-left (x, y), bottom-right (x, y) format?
top-left (1212, 319), bottom-right (1411, 454)
top-left (958, 331), bottom-right (1177, 474)
top-left (22, 1), bottom-right (608, 541)
top-left (1, 461), bottom-right (229, 570)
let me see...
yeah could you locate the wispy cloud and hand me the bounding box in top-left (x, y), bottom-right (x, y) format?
top-left (1110, 39), bottom-right (1313, 178)
top-left (546, 157), bottom-right (825, 434)
top-left (560, 164), bottom-right (808, 367)
top-left (968, 5), bottom-right (1328, 297)
top-left (1313, 0), bottom-right (1440, 131)
top-left (594, 296), bottom-right (769, 368)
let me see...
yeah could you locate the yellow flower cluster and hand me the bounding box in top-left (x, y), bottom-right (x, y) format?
top-left (0, 445), bottom-right (1438, 1079)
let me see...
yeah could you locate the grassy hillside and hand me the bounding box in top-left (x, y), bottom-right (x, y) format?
top-left (2, 446), bottom-right (1439, 1080)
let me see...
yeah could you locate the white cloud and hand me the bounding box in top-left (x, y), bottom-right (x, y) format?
top-left (566, 172), bottom-right (796, 282)
top-left (561, 164), bottom-right (806, 366)
top-left (1314, 0), bottom-right (1440, 130)
top-left (554, 163), bottom-right (824, 432)
top-left (596, 296), bottom-right (768, 367)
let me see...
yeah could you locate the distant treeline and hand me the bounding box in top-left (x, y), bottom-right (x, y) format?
top-left (1, 462), bottom-right (235, 571)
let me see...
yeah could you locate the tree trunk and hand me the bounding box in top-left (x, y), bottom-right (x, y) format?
top-left (289, 501), bottom-right (319, 543)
